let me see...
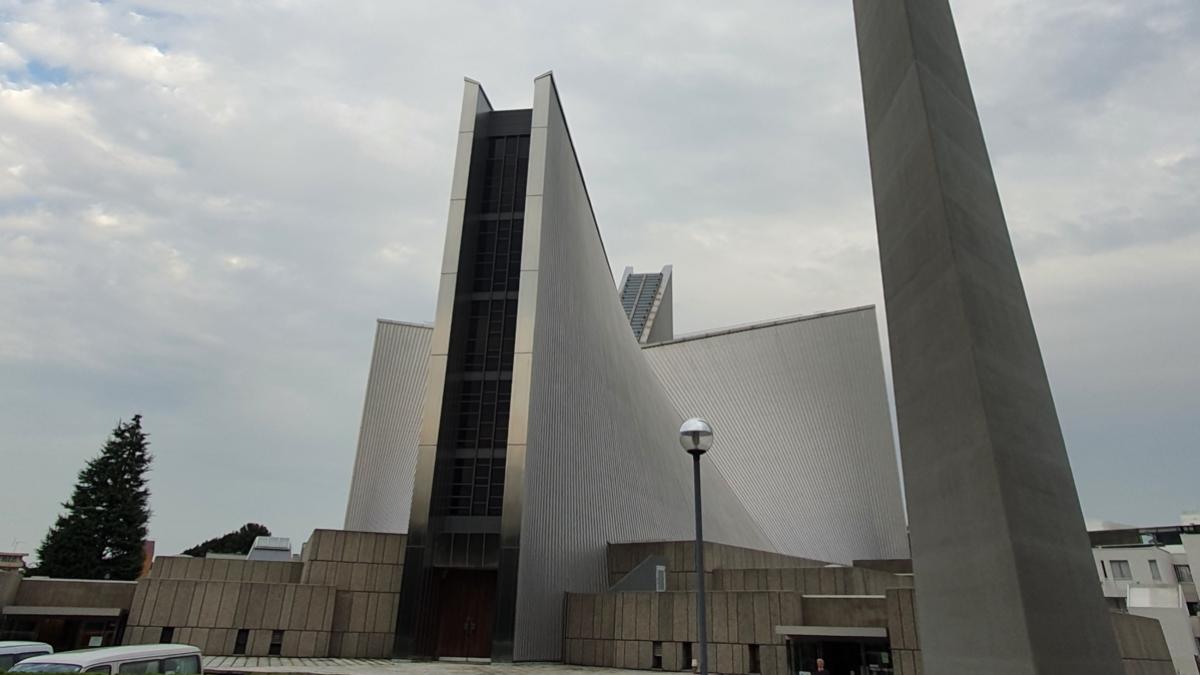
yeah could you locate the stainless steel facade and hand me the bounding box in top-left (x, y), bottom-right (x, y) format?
top-left (643, 307), bottom-right (909, 564)
top-left (342, 73), bottom-right (910, 663)
top-left (343, 320), bottom-right (431, 534)
top-left (514, 74), bottom-right (770, 661)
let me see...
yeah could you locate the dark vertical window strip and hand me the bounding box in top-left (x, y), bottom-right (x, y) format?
top-left (431, 130), bottom-right (530, 567)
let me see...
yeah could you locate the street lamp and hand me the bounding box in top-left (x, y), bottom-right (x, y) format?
top-left (679, 418), bottom-right (713, 675)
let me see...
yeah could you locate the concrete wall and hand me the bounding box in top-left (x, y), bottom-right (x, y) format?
top-left (13, 577), bottom-right (137, 609)
top-left (123, 529), bottom-right (405, 658)
top-left (607, 541), bottom-right (825, 592)
top-left (854, 559), bottom-right (914, 575)
top-left (887, 589), bottom-right (921, 675)
top-left (563, 590), bottom-right (805, 675)
top-left (0, 571), bottom-right (20, 606)
top-left (124, 579), bottom-right (336, 656)
top-left (855, 1), bottom-right (1124, 673)
top-left (148, 557), bottom-right (303, 584)
top-left (565, 580), bottom-right (1169, 675)
top-left (302, 530), bottom-right (405, 658)
top-left (887, 592), bottom-right (1175, 675)
top-left (1126, 607), bottom-right (1199, 675)
top-left (713, 566), bottom-right (914, 596)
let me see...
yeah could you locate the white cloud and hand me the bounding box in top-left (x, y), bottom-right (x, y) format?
top-left (0, 0), bottom-right (1196, 557)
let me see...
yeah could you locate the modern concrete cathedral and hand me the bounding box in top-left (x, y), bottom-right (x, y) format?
top-left (343, 73), bottom-right (909, 661)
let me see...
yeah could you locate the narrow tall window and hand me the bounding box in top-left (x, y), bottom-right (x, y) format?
top-left (1149, 560), bottom-right (1162, 581)
top-left (268, 630), bottom-right (284, 656)
top-left (1110, 560), bottom-right (1132, 580)
top-left (1175, 564), bottom-right (1194, 582)
top-left (748, 644), bottom-right (761, 674)
top-left (652, 642), bottom-right (663, 670)
top-left (159, 626), bottom-right (175, 643)
top-left (233, 629), bottom-right (249, 655)
top-left (681, 642), bottom-right (693, 672)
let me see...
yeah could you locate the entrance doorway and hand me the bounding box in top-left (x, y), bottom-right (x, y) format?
top-left (434, 569), bottom-right (496, 659)
top-left (787, 635), bottom-right (892, 675)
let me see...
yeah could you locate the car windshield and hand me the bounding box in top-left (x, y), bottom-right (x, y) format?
top-left (10, 663), bottom-right (83, 672)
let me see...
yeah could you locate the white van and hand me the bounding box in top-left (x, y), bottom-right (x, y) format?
top-left (0, 642), bottom-right (53, 670)
top-left (8, 645), bottom-right (201, 675)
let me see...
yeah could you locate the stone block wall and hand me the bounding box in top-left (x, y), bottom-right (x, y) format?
top-left (13, 577), bottom-right (138, 609)
top-left (885, 588), bottom-right (920, 675)
top-left (122, 529), bottom-right (405, 658)
top-left (302, 530), bottom-right (405, 657)
top-left (147, 556), bottom-right (304, 584)
top-left (1111, 612), bottom-right (1177, 675)
top-left (124, 579), bottom-right (335, 656)
top-left (713, 566), bottom-right (914, 596)
top-left (885, 590), bottom-right (1176, 675)
top-left (607, 541), bottom-right (825, 592)
top-left (563, 590), bottom-right (890, 675)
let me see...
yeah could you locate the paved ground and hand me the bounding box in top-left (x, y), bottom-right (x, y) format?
top-left (203, 656), bottom-right (643, 674)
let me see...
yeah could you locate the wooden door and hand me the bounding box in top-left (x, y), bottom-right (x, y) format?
top-left (434, 570), bottom-right (495, 659)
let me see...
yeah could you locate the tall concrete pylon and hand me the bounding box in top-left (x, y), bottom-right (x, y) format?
top-left (852, 2), bottom-right (1124, 673)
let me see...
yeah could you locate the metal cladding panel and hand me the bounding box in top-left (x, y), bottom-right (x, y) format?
top-left (343, 320), bottom-right (431, 533)
top-left (513, 74), bottom-right (771, 661)
top-left (643, 308), bottom-right (909, 564)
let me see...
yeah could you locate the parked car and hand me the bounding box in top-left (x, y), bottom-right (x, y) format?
top-left (0, 642), bottom-right (53, 671)
top-left (0, 638), bottom-right (53, 667)
top-left (8, 644), bottom-right (201, 674)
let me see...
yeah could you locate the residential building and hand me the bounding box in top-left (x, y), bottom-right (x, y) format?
top-left (0, 553), bottom-right (26, 574)
top-left (1091, 522), bottom-right (1200, 674)
top-left (618, 265), bottom-right (672, 344)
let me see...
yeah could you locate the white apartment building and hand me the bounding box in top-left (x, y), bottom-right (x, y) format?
top-left (1091, 522), bottom-right (1200, 674)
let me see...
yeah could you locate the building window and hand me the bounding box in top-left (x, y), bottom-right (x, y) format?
top-left (1110, 560), bottom-right (1132, 580)
top-left (1149, 560), bottom-right (1161, 581)
top-left (1175, 564), bottom-right (1194, 582)
top-left (682, 642), bottom-right (693, 671)
top-left (748, 644), bottom-right (761, 674)
top-left (652, 641), bottom-right (662, 670)
top-left (1100, 560), bottom-right (1108, 579)
top-left (233, 629), bottom-right (249, 655)
top-left (159, 626), bottom-right (175, 643)
top-left (269, 630), bottom-right (284, 656)
top-left (1185, 601), bottom-right (1199, 616)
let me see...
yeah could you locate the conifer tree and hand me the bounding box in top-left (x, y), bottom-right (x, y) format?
top-left (182, 523), bottom-right (271, 557)
top-left (34, 415), bottom-right (152, 580)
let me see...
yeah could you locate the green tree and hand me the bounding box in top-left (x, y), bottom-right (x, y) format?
top-left (182, 523), bottom-right (271, 557)
top-left (34, 415), bottom-right (152, 580)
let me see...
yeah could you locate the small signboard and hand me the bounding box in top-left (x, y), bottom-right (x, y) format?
top-left (88, 636), bottom-right (103, 647)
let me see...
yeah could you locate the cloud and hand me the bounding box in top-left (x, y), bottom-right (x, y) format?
top-left (0, 0), bottom-right (1196, 558)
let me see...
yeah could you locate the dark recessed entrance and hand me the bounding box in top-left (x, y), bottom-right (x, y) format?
top-left (787, 635), bottom-right (892, 675)
top-left (434, 569), bottom-right (496, 660)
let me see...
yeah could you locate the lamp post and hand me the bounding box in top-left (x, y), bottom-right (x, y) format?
top-left (679, 418), bottom-right (713, 675)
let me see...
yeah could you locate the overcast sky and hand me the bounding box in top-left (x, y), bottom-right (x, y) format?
top-left (1, 1), bottom-right (1196, 559)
